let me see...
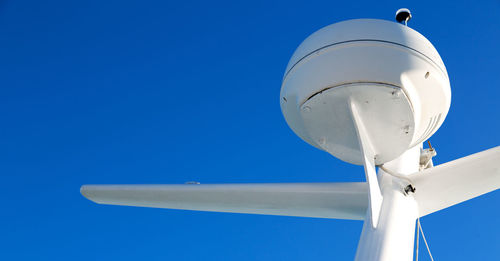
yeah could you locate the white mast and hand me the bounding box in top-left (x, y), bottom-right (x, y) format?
top-left (80, 11), bottom-right (500, 261)
top-left (355, 147), bottom-right (420, 260)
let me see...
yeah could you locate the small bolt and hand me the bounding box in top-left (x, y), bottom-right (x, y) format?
top-left (404, 184), bottom-right (416, 195)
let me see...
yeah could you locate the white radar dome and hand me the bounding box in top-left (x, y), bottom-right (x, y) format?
top-left (280, 19), bottom-right (451, 165)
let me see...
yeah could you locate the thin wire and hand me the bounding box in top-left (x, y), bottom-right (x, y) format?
top-left (378, 164), bottom-right (413, 185)
top-left (417, 218), bottom-right (435, 261)
top-left (415, 218), bottom-right (420, 261)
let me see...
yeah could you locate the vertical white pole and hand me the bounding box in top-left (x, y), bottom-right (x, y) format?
top-left (354, 146), bottom-right (420, 261)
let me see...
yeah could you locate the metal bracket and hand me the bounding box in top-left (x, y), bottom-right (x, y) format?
top-left (419, 146), bottom-right (437, 171)
top-left (350, 100), bottom-right (383, 229)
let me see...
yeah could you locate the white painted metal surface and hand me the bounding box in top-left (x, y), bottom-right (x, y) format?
top-left (81, 182), bottom-right (368, 220)
top-left (355, 147), bottom-right (420, 261)
top-left (300, 83), bottom-right (414, 165)
top-left (409, 145), bottom-right (500, 217)
top-left (350, 100), bottom-right (383, 228)
top-left (280, 19), bottom-right (451, 165)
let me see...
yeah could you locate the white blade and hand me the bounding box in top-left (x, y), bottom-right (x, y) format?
top-left (409, 146), bottom-right (500, 217)
top-left (81, 183), bottom-right (368, 220)
top-left (350, 101), bottom-right (383, 228)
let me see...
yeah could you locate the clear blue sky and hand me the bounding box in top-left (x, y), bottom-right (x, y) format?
top-left (1, 0), bottom-right (499, 260)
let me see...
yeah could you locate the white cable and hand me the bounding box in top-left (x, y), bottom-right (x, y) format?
top-left (415, 218), bottom-right (420, 261)
top-left (416, 218), bottom-right (435, 261)
top-left (378, 164), bottom-right (413, 185)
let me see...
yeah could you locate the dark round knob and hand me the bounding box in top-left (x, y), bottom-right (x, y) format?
top-left (395, 8), bottom-right (412, 24)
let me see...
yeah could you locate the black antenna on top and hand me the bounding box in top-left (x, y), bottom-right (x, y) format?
top-left (395, 8), bottom-right (412, 26)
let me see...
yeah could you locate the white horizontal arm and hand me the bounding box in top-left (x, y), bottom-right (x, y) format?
top-left (81, 183), bottom-right (368, 220)
top-left (409, 146), bottom-right (500, 217)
